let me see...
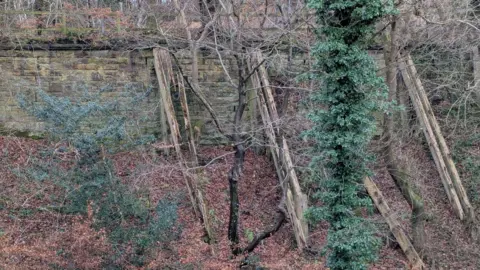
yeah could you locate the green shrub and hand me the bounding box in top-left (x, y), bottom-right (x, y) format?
top-left (16, 85), bottom-right (180, 266)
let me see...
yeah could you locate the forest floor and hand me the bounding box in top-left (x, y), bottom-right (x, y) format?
top-left (0, 133), bottom-right (477, 269)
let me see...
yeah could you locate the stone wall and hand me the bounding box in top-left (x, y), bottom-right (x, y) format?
top-left (0, 47), bottom-right (385, 144)
top-left (0, 49), bottom-right (160, 136)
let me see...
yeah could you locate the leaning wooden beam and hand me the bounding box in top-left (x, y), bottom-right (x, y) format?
top-left (153, 48), bottom-right (214, 242)
top-left (405, 55), bottom-right (476, 224)
top-left (154, 48), bottom-right (197, 216)
top-left (254, 52), bottom-right (280, 132)
top-left (153, 48), bottom-right (182, 156)
top-left (364, 176), bottom-right (426, 270)
top-left (177, 74), bottom-right (198, 162)
top-left (158, 100), bottom-right (170, 156)
top-left (255, 75), bottom-right (307, 250)
top-left (282, 137), bottom-right (308, 248)
top-left (250, 52), bottom-right (309, 251)
top-left (399, 61), bottom-right (464, 220)
top-left (177, 74), bottom-right (214, 241)
top-left (252, 66), bottom-right (284, 184)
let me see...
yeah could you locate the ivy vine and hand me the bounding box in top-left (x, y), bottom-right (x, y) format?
top-left (305, 1), bottom-right (394, 269)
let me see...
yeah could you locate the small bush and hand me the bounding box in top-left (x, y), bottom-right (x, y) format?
top-left (16, 85), bottom-right (180, 266)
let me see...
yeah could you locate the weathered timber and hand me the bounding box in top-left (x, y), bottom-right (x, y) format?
top-left (252, 70), bottom-right (282, 180)
top-left (250, 52), bottom-right (308, 251)
top-left (405, 54), bottom-right (476, 225)
top-left (159, 93), bottom-right (170, 156)
top-left (178, 73), bottom-right (198, 161)
top-left (153, 48), bottom-right (182, 155)
top-left (364, 176), bottom-right (426, 270)
top-left (399, 60), bottom-right (464, 220)
top-left (282, 137), bottom-right (308, 249)
top-left (254, 51), bottom-right (280, 132)
top-left (153, 48), bottom-right (196, 217)
top-left (153, 47), bottom-right (213, 241)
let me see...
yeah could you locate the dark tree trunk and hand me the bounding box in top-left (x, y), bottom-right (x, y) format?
top-left (241, 210), bottom-right (285, 253)
top-left (228, 57), bottom-right (248, 251)
top-left (228, 144), bottom-right (244, 246)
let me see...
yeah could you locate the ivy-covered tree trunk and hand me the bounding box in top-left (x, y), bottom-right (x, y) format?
top-left (306, 0), bottom-right (393, 269)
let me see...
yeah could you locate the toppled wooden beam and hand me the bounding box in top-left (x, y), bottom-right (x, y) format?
top-left (364, 176), bottom-right (426, 270)
top-left (399, 60), bottom-right (465, 220)
top-left (405, 55), bottom-right (476, 225)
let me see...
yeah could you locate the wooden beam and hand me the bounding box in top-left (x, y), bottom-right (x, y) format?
top-left (405, 55), bottom-right (476, 224)
top-left (250, 52), bottom-right (309, 251)
top-left (177, 73), bottom-right (198, 162)
top-left (153, 48), bottom-right (182, 156)
top-left (282, 137), bottom-right (308, 248)
top-left (364, 176), bottom-right (426, 270)
top-left (255, 52), bottom-right (280, 133)
top-left (399, 60), bottom-right (464, 220)
top-left (153, 47), bottom-right (213, 242)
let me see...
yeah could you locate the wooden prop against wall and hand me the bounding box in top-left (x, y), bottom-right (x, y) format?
top-left (153, 47), bottom-right (214, 242)
top-left (399, 56), bottom-right (477, 225)
top-left (403, 55), bottom-right (476, 226)
top-left (250, 51), bottom-right (309, 251)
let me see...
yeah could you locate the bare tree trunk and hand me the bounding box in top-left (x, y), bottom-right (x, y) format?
top-left (228, 56), bottom-right (247, 253)
top-left (383, 19), bottom-right (426, 255)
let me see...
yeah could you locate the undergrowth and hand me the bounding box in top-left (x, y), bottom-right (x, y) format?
top-left (438, 101), bottom-right (480, 206)
top-left (453, 134), bottom-right (480, 204)
top-left (15, 85), bottom-right (182, 267)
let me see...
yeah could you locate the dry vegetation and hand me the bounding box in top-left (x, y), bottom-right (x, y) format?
top-left (0, 135), bottom-right (415, 269)
top-left (2, 0), bottom-right (480, 269)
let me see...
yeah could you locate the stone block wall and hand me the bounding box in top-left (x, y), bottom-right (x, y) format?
top-left (0, 49), bottom-right (161, 138)
top-left (0, 47), bottom-right (385, 144)
top-left (0, 48), bottom-right (249, 144)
